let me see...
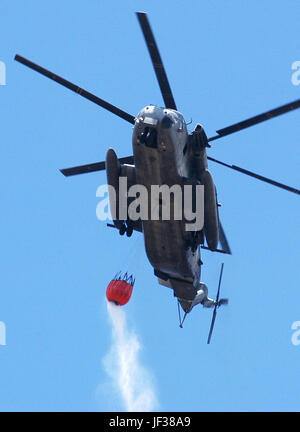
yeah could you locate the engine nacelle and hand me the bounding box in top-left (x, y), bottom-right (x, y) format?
top-left (105, 148), bottom-right (136, 229)
top-left (188, 123), bottom-right (209, 156)
top-left (200, 169), bottom-right (219, 250)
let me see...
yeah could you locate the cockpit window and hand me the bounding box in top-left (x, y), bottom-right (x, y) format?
top-left (161, 115), bottom-right (173, 129)
top-left (178, 120), bottom-right (184, 132)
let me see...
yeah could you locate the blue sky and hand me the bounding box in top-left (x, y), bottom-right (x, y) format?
top-left (0, 0), bottom-right (299, 412)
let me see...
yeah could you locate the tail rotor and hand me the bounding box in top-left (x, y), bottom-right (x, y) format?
top-left (207, 263), bottom-right (228, 344)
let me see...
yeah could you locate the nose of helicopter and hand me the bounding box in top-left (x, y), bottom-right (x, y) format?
top-left (135, 105), bottom-right (181, 130)
top-left (136, 105), bottom-right (165, 126)
top-left (135, 106), bottom-right (178, 148)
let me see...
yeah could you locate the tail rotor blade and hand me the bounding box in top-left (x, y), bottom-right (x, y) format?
top-left (215, 263), bottom-right (224, 304)
top-left (207, 308), bottom-right (217, 345)
top-left (207, 263), bottom-right (224, 344)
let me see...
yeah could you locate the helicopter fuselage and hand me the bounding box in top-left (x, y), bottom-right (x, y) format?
top-left (132, 105), bottom-right (218, 302)
top-left (14, 10), bottom-right (300, 331)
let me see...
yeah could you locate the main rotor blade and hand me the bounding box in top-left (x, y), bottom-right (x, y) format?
top-left (60, 155), bottom-right (134, 177)
top-left (208, 156), bottom-right (300, 195)
top-left (208, 99), bottom-right (300, 142)
top-left (219, 223), bottom-right (232, 255)
top-left (15, 54), bottom-right (135, 124)
top-left (136, 12), bottom-right (177, 110)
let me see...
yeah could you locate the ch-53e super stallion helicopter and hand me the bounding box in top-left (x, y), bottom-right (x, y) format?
top-left (15, 12), bottom-right (299, 342)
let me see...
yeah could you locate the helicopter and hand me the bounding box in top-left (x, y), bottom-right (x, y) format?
top-left (15, 12), bottom-right (299, 342)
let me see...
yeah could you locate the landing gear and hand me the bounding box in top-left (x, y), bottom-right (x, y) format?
top-left (119, 223), bottom-right (126, 236)
top-left (126, 225), bottom-right (133, 237)
top-left (119, 221), bottom-right (133, 237)
top-left (184, 231), bottom-right (204, 253)
top-left (177, 300), bottom-right (189, 328)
